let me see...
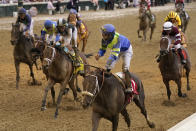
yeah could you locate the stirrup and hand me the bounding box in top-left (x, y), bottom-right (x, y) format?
top-left (125, 87), bottom-right (133, 94)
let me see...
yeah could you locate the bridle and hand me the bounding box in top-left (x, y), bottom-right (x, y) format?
top-left (82, 65), bottom-right (105, 105)
top-left (160, 36), bottom-right (172, 56)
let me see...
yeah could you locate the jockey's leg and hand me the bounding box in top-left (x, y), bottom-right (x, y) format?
top-left (175, 44), bottom-right (186, 64)
top-left (122, 46), bottom-right (133, 93)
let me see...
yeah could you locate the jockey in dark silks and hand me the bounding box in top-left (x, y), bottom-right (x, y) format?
top-left (95, 24), bottom-right (134, 94)
top-left (55, 18), bottom-right (84, 75)
top-left (41, 20), bottom-right (57, 45)
top-left (157, 22), bottom-right (186, 64)
top-left (16, 8), bottom-right (34, 37)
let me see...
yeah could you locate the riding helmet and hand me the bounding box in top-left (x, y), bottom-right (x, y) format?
top-left (18, 8), bottom-right (26, 14)
top-left (101, 24), bottom-right (115, 34)
top-left (44, 20), bottom-right (53, 29)
top-left (57, 18), bottom-right (68, 27)
top-left (163, 22), bottom-right (173, 30)
top-left (168, 11), bottom-right (177, 19)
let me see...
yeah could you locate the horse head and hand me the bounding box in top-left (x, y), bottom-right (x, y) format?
top-left (42, 46), bottom-right (56, 69)
top-left (159, 36), bottom-right (172, 56)
top-left (81, 69), bottom-right (104, 109)
top-left (11, 23), bottom-right (21, 45)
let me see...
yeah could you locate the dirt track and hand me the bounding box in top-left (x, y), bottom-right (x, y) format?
top-left (0, 3), bottom-right (196, 131)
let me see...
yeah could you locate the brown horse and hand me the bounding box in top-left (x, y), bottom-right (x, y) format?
top-left (137, 8), bottom-right (156, 41)
top-left (77, 21), bottom-right (90, 52)
top-left (41, 45), bottom-right (89, 118)
top-left (159, 36), bottom-right (191, 100)
top-left (82, 69), bottom-right (155, 131)
top-left (10, 23), bottom-right (41, 89)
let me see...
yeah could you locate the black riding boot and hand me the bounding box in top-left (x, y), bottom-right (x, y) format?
top-left (177, 48), bottom-right (186, 64)
top-left (124, 70), bottom-right (133, 94)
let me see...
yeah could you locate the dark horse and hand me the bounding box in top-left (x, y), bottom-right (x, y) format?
top-left (10, 23), bottom-right (41, 89)
top-left (82, 69), bottom-right (155, 131)
top-left (77, 21), bottom-right (90, 53)
top-left (159, 36), bottom-right (191, 100)
top-left (137, 7), bottom-right (156, 41)
top-left (41, 45), bottom-right (89, 118)
top-left (176, 3), bottom-right (190, 33)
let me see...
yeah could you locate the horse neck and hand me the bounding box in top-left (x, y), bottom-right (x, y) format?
top-left (50, 51), bottom-right (72, 73)
top-left (161, 51), bottom-right (179, 67)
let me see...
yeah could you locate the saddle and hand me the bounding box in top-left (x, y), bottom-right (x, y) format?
top-left (114, 72), bottom-right (139, 104)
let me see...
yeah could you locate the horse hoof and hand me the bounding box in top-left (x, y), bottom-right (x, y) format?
top-left (149, 122), bottom-right (155, 128)
top-left (179, 93), bottom-right (187, 98)
top-left (187, 87), bottom-right (191, 91)
top-left (138, 36), bottom-right (142, 38)
top-left (41, 106), bottom-right (47, 111)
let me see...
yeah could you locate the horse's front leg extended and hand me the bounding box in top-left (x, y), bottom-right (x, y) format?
top-left (14, 60), bottom-right (20, 89)
top-left (41, 79), bottom-right (55, 111)
top-left (28, 64), bottom-right (41, 85)
top-left (82, 39), bottom-right (87, 52)
top-left (175, 79), bottom-right (187, 98)
top-left (92, 111), bottom-right (101, 131)
top-left (54, 80), bottom-right (69, 118)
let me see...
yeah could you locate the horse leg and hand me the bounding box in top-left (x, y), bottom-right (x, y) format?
top-left (112, 114), bottom-right (119, 131)
top-left (54, 80), bottom-right (69, 118)
top-left (68, 77), bottom-right (78, 101)
top-left (137, 29), bottom-right (142, 38)
top-left (163, 79), bottom-right (171, 100)
top-left (184, 65), bottom-right (190, 90)
top-left (150, 26), bottom-right (154, 40)
top-left (133, 95), bottom-right (155, 128)
top-left (41, 79), bottom-right (55, 111)
top-left (75, 75), bottom-right (81, 92)
top-left (51, 86), bottom-right (55, 105)
top-left (14, 60), bottom-right (20, 89)
top-left (92, 111), bottom-right (101, 131)
top-left (28, 64), bottom-right (37, 85)
top-left (82, 38), bottom-right (87, 52)
top-left (120, 108), bottom-right (130, 129)
top-left (175, 79), bottom-right (187, 98)
top-left (143, 30), bottom-right (147, 41)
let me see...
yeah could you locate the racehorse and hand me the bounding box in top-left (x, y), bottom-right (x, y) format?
top-left (159, 36), bottom-right (191, 100)
top-left (41, 45), bottom-right (90, 118)
top-left (176, 3), bottom-right (190, 33)
top-left (77, 21), bottom-right (90, 52)
top-left (137, 7), bottom-right (156, 41)
top-left (82, 68), bottom-right (155, 131)
top-left (10, 23), bottom-right (41, 89)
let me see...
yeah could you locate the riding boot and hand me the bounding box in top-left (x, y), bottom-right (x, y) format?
top-left (124, 70), bottom-right (133, 94)
top-left (177, 48), bottom-right (186, 64)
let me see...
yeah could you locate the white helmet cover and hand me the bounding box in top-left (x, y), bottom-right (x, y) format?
top-left (163, 21), bottom-right (173, 30)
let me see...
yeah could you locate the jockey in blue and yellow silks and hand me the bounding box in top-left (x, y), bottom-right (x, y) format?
top-left (41, 20), bottom-right (57, 45)
top-left (95, 24), bottom-right (134, 93)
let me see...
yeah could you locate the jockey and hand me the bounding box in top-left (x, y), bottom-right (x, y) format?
top-left (41, 20), bottom-right (57, 45)
top-left (157, 22), bottom-right (186, 64)
top-left (165, 11), bottom-right (181, 30)
top-left (67, 9), bottom-right (80, 46)
top-left (95, 24), bottom-right (133, 93)
top-left (175, 0), bottom-right (184, 9)
top-left (16, 8), bottom-right (34, 37)
top-left (139, 0), bottom-right (153, 20)
top-left (55, 18), bottom-right (84, 75)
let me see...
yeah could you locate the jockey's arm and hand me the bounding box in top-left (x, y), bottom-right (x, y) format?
top-left (105, 42), bottom-right (121, 70)
top-left (98, 39), bottom-right (108, 57)
top-left (23, 15), bottom-right (32, 32)
top-left (176, 15), bottom-right (182, 29)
